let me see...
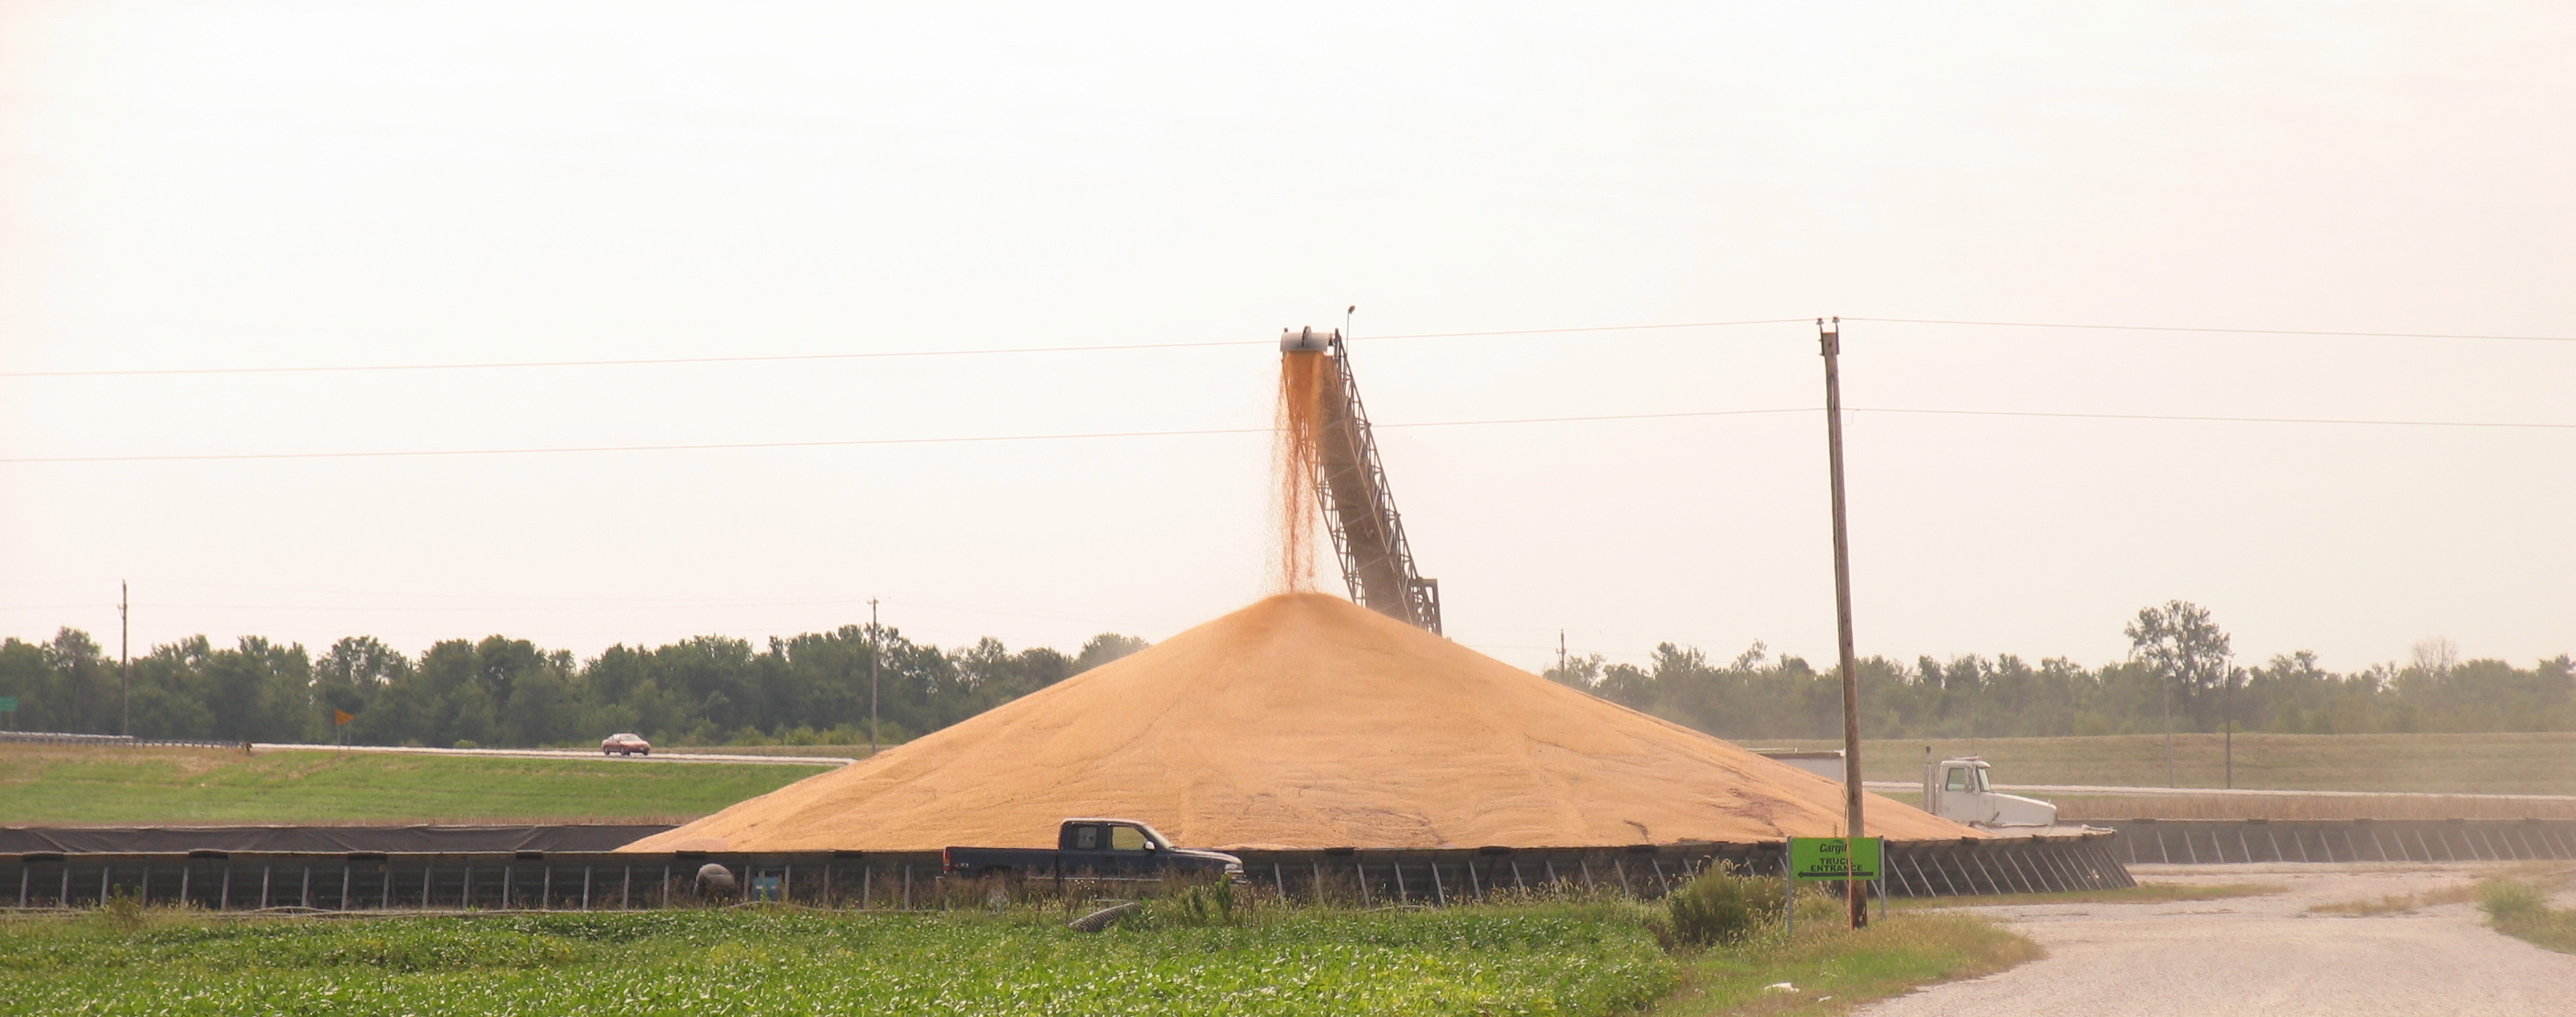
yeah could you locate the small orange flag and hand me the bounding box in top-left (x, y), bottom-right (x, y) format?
top-left (333, 710), bottom-right (355, 726)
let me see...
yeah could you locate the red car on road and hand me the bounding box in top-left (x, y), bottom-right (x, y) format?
top-left (601, 733), bottom-right (651, 756)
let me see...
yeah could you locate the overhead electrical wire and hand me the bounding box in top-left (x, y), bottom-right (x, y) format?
top-left (0, 339), bottom-right (1263, 379)
top-left (1840, 317), bottom-right (2576, 343)
top-left (9, 314), bottom-right (2563, 381)
top-left (4, 405), bottom-right (2567, 464)
top-left (0, 318), bottom-right (1814, 379)
top-left (1850, 407), bottom-right (2576, 430)
top-left (0, 410), bottom-right (1805, 463)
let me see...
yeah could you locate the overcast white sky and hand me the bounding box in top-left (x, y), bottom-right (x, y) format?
top-left (2, 0), bottom-right (2569, 677)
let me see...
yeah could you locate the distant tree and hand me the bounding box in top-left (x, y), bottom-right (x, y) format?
top-left (1596, 661), bottom-right (1657, 711)
top-left (314, 636), bottom-right (407, 730)
top-left (2410, 636), bottom-right (2460, 676)
top-left (9, 603), bottom-right (2569, 749)
top-left (1074, 634), bottom-right (1149, 674)
top-left (2125, 600), bottom-right (2231, 782)
top-left (1543, 653), bottom-right (1604, 691)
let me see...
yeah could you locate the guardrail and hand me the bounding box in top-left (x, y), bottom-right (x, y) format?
top-left (0, 731), bottom-right (249, 749)
top-left (2091, 819), bottom-right (2576, 865)
top-left (1, 833), bottom-right (2130, 911)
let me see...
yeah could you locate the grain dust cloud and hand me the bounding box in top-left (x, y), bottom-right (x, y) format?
top-left (1271, 347), bottom-right (1326, 594)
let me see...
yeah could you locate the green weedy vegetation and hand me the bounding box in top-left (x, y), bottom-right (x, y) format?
top-left (1650, 910), bottom-right (2037, 1016)
top-left (1655, 864), bottom-right (1768, 947)
top-left (2479, 876), bottom-right (2576, 954)
top-left (0, 903), bottom-right (1680, 1017)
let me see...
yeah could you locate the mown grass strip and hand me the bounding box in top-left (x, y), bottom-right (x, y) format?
top-left (1765, 731), bottom-right (2576, 795)
top-left (1647, 912), bottom-right (2039, 1016)
top-left (0, 745), bottom-right (823, 824)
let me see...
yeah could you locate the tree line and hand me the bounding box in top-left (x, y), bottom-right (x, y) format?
top-left (0, 624), bottom-right (1144, 749)
top-left (4, 600), bottom-right (2567, 747)
top-left (1543, 602), bottom-right (2576, 738)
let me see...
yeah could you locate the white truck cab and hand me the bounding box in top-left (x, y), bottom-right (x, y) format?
top-left (1922, 755), bottom-right (2057, 829)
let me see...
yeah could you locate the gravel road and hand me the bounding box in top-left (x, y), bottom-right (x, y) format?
top-left (1859, 862), bottom-right (2576, 1017)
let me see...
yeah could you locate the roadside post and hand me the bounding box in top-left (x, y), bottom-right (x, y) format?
top-left (1788, 836), bottom-right (1883, 936)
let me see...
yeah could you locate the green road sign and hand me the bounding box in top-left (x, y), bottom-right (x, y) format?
top-left (1788, 837), bottom-right (1881, 880)
top-left (0, 696), bottom-right (16, 711)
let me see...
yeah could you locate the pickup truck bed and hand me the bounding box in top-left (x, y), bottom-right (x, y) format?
top-left (944, 818), bottom-right (1241, 880)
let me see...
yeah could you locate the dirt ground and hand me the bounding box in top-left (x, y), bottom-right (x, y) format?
top-left (1861, 862), bottom-right (2576, 1016)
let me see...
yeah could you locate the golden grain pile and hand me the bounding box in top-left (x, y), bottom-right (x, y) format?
top-left (623, 594), bottom-right (1980, 851)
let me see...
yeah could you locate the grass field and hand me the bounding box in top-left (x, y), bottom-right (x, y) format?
top-left (0, 745), bottom-right (828, 824)
top-left (1765, 731), bottom-right (2576, 795)
top-left (2048, 794), bottom-right (2576, 820)
top-left (665, 744), bottom-right (883, 758)
top-left (0, 893), bottom-right (2030, 1017)
top-left (1871, 787), bottom-right (2576, 820)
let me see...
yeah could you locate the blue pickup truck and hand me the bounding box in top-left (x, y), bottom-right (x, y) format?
top-left (943, 818), bottom-right (1244, 880)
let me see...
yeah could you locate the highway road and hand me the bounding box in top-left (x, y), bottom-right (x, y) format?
top-left (1859, 780), bottom-right (2576, 804)
top-left (248, 743), bottom-right (856, 767)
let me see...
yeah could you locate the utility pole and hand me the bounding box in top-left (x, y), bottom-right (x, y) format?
top-left (1557, 629), bottom-right (1567, 677)
top-left (119, 580), bottom-right (130, 737)
top-left (2164, 677), bottom-right (2174, 787)
top-left (2222, 651), bottom-right (2235, 790)
top-left (868, 598), bottom-right (881, 756)
top-left (1818, 317), bottom-right (1867, 930)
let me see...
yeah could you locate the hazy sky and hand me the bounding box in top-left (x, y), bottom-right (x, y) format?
top-left (3, 0), bottom-right (2570, 677)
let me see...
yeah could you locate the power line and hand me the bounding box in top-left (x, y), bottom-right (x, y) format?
top-left (0, 582), bottom-right (1201, 630)
top-left (1844, 317), bottom-right (2576, 343)
top-left (7, 314), bottom-right (2567, 381)
top-left (0, 409), bottom-right (1811, 463)
top-left (0, 339), bottom-right (1258, 379)
top-left (1357, 318), bottom-right (1811, 340)
top-left (2, 425), bottom-right (1271, 463)
top-left (4, 404), bottom-right (2567, 464)
top-left (0, 599), bottom-right (886, 614)
top-left (0, 318), bottom-right (1811, 380)
top-left (1852, 407), bottom-right (2576, 430)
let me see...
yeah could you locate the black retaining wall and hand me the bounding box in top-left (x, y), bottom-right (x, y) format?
top-left (0, 825), bottom-right (675, 855)
top-left (2095, 819), bottom-right (2576, 865)
top-left (0, 834), bottom-right (2129, 911)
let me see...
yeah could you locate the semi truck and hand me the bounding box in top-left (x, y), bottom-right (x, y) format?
top-left (1920, 755), bottom-right (2058, 829)
top-left (1750, 747), bottom-right (2059, 830)
top-left (942, 819), bottom-right (1244, 880)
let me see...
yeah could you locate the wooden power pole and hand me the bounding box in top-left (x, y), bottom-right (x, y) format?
top-left (120, 580), bottom-right (130, 737)
top-left (1819, 317), bottom-right (1868, 929)
top-left (868, 598), bottom-right (882, 756)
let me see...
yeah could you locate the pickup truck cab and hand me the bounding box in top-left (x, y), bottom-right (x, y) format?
top-left (944, 819), bottom-right (1243, 880)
